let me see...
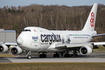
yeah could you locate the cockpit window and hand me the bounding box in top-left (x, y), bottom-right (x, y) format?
top-left (22, 29), bottom-right (31, 32)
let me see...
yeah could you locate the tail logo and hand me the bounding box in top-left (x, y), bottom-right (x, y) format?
top-left (90, 12), bottom-right (95, 27)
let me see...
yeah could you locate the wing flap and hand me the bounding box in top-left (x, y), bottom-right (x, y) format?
top-left (55, 43), bottom-right (88, 49)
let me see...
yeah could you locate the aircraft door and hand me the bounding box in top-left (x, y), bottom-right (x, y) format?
top-left (61, 35), bottom-right (70, 43)
top-left (66, 35), bottom-right (71, 43)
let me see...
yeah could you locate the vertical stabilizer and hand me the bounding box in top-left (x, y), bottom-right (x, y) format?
top-left (82, 3), bottom-right (98, 31)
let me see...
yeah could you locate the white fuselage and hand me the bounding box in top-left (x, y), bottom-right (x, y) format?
top-left (17, 27), bottom-right (97, 52)
top-left (8, 3), bottom-right (100, 58)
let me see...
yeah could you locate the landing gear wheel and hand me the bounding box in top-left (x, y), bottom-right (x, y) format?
top-left (43, 54), bottom-right (47, 58)
top-left (71, 54), bottom-right (78, 58)
top-left (53, 53), bottom-right (59, 58)
top-left (39, 54), bottom-right (47, 58)
top-left (53, 54), bottom-right (56, 58)
top-left (71, 49), bottom-right (78, 58)
top-left (39, 54), bottom-right (42, 58)
top-left (64, 54), bottom-right (70, 58)
top-left (27, 55), bottom-right (32, 59)
top-left (55, 54), bottom-right (59, 58)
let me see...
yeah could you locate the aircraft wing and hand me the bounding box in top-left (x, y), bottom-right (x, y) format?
top-left (0, 42), bottom-right (17, 52)
top-left (0, 42), bottom-right (17, 46)
top-left (55, 42), bottom-right (105, 49)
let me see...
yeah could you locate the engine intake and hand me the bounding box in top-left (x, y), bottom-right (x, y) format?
top-left (11, 46), bottom-right (22, 55)
top-left (80, 46), bottom-right (92, 55)
top-left (0, 44), bottom-right (8, 52)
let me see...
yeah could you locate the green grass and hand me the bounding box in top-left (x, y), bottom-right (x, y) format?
top-left (0, 53), bottom-right (16, 57)
top-left (93, 46), bottom-right (105, 52)
top-left (0, 63), bottom-right (105, 70)
top-left (0, 46), bottom-right (105, 70)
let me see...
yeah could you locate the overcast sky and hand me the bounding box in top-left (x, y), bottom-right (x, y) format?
top-left (0, 0), bottom-right (105, 8)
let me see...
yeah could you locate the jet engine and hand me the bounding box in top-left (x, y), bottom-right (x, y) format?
top-left (80, 46), bottom-right (92, 55)
top-left (11, 46), bottom-right (22, 55)
top-left (0, 44), bottom-right (8, 52)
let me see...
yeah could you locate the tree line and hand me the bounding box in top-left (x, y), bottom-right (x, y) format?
top-left (0, 4), bottom-right (105, 41)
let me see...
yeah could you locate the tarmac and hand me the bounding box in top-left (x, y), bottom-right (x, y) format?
top-left (0, 51), bottom-right (105, 63)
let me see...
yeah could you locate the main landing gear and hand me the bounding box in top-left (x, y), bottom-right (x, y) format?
top-left (53, 51), bottom-right (78, 58)
top-left (39, 52), bottom-right (47, 58)
top-left (71, 49), bottom-right (78, 58)
top-left (64, 52), bottom-right (70, 57)
top-left (53, 49), bottom-right (79, 58)
top-left (53, 52), bottom-right (59, 58)
top-left (26, 49), bottom-right (78, 59)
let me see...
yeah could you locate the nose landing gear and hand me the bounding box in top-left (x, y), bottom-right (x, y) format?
top-left (26, 51), bottom-right (32, 59)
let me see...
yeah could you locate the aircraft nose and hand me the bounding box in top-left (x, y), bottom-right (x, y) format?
top-left (17, 37), bottom-right (23, 45)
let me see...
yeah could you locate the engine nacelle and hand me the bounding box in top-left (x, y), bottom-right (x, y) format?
top-left (80, 46), bottom-right (92, 55)
top-left (11, 46), bottom-right (22, 55)
top-left (0, 44), bottom-right (8, 52)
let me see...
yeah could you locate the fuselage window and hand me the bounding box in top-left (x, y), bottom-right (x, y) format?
top-left (22, 29), bottom-right (31, 32)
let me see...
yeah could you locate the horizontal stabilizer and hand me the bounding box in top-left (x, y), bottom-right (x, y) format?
top-left (93, 33), bottom-right (105, 37)
top-left (92, 42), bottom-right (105, 45)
